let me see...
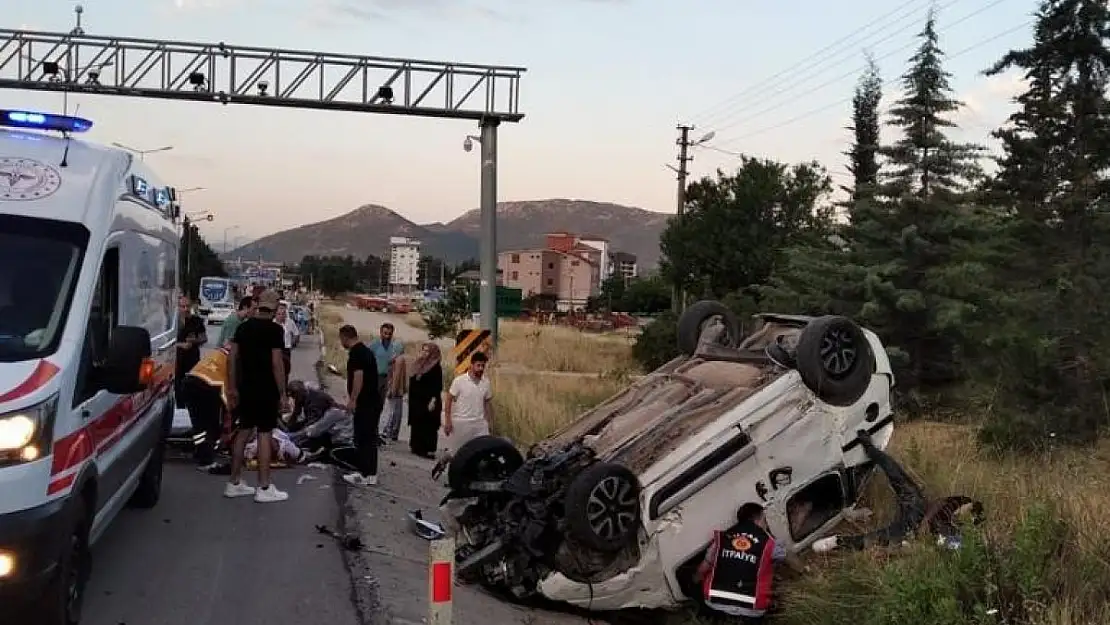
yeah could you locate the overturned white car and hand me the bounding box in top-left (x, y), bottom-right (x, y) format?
top-left (443, 301), bottom-right (895, 612)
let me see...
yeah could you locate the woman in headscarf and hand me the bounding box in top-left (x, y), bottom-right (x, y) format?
top-left (407, 342), bottom-right (444, 459)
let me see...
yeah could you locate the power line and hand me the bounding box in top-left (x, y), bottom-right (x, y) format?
top-left (711, 19), bottom-right (1030, 147)
top-left (706, 0), bottom-right (1009, 140)
top-left (690, 0), bottom-right (929, 126)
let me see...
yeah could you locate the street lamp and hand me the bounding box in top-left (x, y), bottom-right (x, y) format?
top-left (111, 142), bottom-right (173, 160)
top-left (223, 225), bottom-right (240, 253)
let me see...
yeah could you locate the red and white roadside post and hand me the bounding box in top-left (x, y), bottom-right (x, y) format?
top-left (428, 536), bottom-right (455, 624)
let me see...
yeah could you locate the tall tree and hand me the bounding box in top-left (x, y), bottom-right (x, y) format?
top-left (852, 11), bottom-right (995, 391)
top-left (660, 156), bottom-right (833, 301)
top-left (845, 53), bottom-right (883, 200)
top-left (981, 0), bottom-right (1110, 444)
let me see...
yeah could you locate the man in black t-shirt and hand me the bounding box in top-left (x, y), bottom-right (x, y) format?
top-left (339, 324), bottom-right (381, 487)
top-left (175, 295), bottom-right (207, 403)
top-left (225, 289), bottom-right (290, 503)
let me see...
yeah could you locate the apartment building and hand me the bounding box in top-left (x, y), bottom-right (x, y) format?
top-left (389, 236), bottom-right (421, 292)
top-left (612, 251), bottom-right (638, 283)
top-left (498, 248), bottom-right (599, 310)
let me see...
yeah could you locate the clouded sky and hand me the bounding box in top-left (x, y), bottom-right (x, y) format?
top-left (6, 0), bottom-right (1034, 247)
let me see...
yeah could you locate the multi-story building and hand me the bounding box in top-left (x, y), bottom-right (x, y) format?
top-left (389, 236), bottom-right (421, 292)
top-left (612, 251), bottom-right (638, 283)
top-left (499, 247), bottom-right (600, 311)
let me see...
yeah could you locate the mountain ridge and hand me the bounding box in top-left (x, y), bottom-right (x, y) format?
top-left (225, 199), bottom-right (669, 268)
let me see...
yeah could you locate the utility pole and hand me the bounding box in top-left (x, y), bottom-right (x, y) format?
top-left (673, 124), bottom-right (693, 313)
top-left (478, 118), bottom-right (500, 346)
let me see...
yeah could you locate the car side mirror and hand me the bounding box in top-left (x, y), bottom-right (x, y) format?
top-left (100, 326), bottom-right (153, 395)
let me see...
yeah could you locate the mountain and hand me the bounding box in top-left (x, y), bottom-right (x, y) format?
top-left (225, 199), bottom-right (668, 267)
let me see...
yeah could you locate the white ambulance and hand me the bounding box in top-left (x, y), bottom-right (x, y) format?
top-left (0, 110), bottom-right (178, 624)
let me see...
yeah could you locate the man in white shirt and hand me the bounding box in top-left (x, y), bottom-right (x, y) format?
top-left (440, 351), bottom-right (493, 464)
top-left (275, 302), bottom-right (300, 387)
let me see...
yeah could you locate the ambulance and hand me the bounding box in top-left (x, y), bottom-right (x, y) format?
top-left (0, 110), bottom-right (178, 624)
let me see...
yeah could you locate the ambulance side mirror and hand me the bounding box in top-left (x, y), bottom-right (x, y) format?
top-left (100, 326), bottom-right (153, 395)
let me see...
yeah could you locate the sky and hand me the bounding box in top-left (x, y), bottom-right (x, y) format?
top-left (5, 0), bottom-right (1036, 248)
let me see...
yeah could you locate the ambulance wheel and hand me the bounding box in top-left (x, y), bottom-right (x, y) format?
top-left (564, 463), bottom-right (641, 553)
top-left (129, 438), bottom-right (165, 509)
top-left (795, 316), bottom-right (875, 407)
top-left (38, 500), bottom-right (90, 625)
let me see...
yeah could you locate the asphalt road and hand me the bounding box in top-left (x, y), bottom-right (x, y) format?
top-left (81, 338), bottom-right (361, 625)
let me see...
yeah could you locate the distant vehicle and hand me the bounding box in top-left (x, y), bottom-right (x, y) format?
top-left (198, 276), bottom-right (234, 317)
top-left (204, 301), bottom-right (235, 325)
top-left (0, 110), bottom-right (177, 624)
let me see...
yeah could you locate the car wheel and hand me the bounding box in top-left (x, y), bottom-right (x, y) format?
top-left (37, 499), bottom-right (90, 625)
top-left (129, 438), bottom-right (165, 509)
top-left (795, 315), bottom-right (875, 407)
top-left (447, 435), bottom-right (524, 492)
top-left (676, 300), bottom-right (740, 356)
top-left (564, 462), bottom-right (641, 552)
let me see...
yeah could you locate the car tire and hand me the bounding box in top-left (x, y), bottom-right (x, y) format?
top-left (676, 300), bottom-right (740, 356)
top-left (795, 315), bottom-right (875, 407)
top-left (564, 462), bottom-right (641, 553)
top-left (129, 438), bottom-right (165, 509)
top-left (37, 499), bottom-right (90, 625)
top-left (447, 435), bottom-right (524, 492)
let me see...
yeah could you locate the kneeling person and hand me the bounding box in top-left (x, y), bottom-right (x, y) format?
top-left (694, 502), bottom-right (806, 622)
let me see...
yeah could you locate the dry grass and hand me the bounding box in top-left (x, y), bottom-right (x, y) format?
top-left (494, 320), bottom-right (638, 374)
top-left (488, 371), bottom-right (629, 447)
top-left (405, 312), bottom-right (426, 329)
top-left (320, 304), bottom-right (443, 377)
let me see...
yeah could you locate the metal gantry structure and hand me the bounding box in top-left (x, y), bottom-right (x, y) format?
top-left (0, 27), bottom-right (526, 341)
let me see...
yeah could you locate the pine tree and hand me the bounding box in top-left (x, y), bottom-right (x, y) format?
top-left (851, 11), bottom-right (996, 393)
top-left (981, 0), bottom-right (1110, 446)
top-left (845, 53), bottom-right (883, 201)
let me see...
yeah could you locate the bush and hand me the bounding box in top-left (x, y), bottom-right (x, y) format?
top-left (421, 290), bottom-right (469, 339)
top-left (778, 503), bottom-right (1110, 625)
top-left (631, 311), bottom-right (679, 371)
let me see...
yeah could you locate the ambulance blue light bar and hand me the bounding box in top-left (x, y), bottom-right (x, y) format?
top-left (0, 110), bottom-right (93, 133)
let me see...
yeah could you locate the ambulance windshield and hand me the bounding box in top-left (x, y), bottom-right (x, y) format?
top-left (0, 215), bottom-right (88, 362)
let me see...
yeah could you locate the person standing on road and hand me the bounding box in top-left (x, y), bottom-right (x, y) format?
top-left (225, 289), bottom-right (291, 503)
top-left (339, 324), bottom-right (382, 486)
top-left (381, 353), bottom-right (408, 442)
top-left (175, 295), bottom-right (207, 405)
top-left (369, 323), bottom-right (404, 443)
top-left (407, 342), bottom-right (444, 459)
top-left (218, 296), bottom-right (255, 348)
top-left (435, 351), bottom-right (493, 475)
top-left (181, 346), bottom-right (231, 469)
top-left (275, 302), bottom-right (300, 388)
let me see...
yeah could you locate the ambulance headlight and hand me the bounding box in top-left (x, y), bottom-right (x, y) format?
top-left (0, 395), bottom-right (56, 465)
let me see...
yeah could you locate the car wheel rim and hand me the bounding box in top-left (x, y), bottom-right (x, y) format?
top-left (475, 453), bottom-right (511, 481)
top-left (585, 476), bottom-right (638, 542)
top-left (700, 316), bottom-right (731, 346)
top-left (65, 534), bottom-right (84, 621)
top-left (820, 327), bottom-right (857, 377)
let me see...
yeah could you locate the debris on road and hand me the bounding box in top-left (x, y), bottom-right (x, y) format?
top-left (315, 524), bottom-right (365, 552)
top-left (297, 474), bottom-right (318, 485)
top-left (406, 509), bottom-right (446, 541)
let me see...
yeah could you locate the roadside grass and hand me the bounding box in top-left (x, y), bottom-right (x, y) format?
top-left (488, 371), bottom-right (629, 446)
top-left (494, 320), bottom-right (638, 375)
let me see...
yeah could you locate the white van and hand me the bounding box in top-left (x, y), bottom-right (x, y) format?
top-left (0, 110), bottom-right (178, 624)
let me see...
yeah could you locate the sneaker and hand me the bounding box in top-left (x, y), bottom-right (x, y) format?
top-left (224, 481), bottom-right (256, 498)
top-left (342, 473), bottom-right (377, 487)
top-left (254, 484), bottom-right (290, 503)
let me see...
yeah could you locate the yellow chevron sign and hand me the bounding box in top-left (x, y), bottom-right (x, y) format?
top-left (452, 329), bottom-right (492, 376)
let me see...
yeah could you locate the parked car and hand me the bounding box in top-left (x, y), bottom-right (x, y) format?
top-left (442, 300), bottom-right (895, 612)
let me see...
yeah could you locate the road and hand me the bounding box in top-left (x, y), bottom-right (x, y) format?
top-left (81, 335), bottom-right (360, 625)
top-left (328, 306), bottom-right (593, 625)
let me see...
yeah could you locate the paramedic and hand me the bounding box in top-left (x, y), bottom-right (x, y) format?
top-left (218, 295), bottom-right (255, 348)
top-left (175, 295), bottom-right (207, 403)
top-left (181, 346), bottom-right (230, 468)
top-left (694, 502), bottom-right (807, 622)
top-left (225, 289), bottom-right (290, 503)
top-left (339, 324), bottom-right (382, 487)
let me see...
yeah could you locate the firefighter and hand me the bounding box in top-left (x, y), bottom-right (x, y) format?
top-left (694, 502), bottom-right (807, 622)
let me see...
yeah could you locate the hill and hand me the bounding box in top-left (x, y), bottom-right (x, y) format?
top-left (225, 199), bottom-right (668, 267)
